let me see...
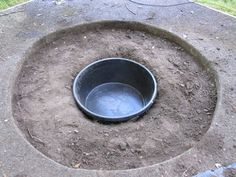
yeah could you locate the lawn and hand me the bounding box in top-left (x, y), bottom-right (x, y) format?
top-left (0, 0), bottom-right (27, 10)
top-left (197, 0), bottom-right (236, 16)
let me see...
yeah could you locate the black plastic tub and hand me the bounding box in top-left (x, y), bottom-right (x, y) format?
top-left (73, 58), bottom-right (157, 122)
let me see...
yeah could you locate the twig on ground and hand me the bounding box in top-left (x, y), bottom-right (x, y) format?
top-left (125, 3), bottom-right (136, 15)
top-left (26, 127), bottom-right (45, 145)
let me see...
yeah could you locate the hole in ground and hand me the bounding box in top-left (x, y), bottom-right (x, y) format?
top-left (72, 58), bottom-right (157, 122)
top-left (12, 21), bottom-right (217, 170)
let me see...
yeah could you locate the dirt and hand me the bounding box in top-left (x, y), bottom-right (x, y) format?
top-left (224, 168), bottom-right (236, 177)
top-left (12, 26), bottom-right (217, 170)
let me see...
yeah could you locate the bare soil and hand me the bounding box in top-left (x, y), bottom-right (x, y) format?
top-left (12, 27), bottom-right (217, 170)
top-left (224, 168), bottom-right (236, 177)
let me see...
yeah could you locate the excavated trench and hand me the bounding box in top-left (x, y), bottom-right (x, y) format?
top-left (12, 22), bottom-right (217, 170)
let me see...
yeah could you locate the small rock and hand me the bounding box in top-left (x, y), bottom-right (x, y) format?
top-left (83, 152), bottom-right (90, 156)
top-left (215, 163), bottom-right (222, 168)
top-left (54, 0), bottom-right (65, 5)
top-left (73, 163), bottom-right (81, 168)
top-left (119, 142), bottom-right (127, 151)
top-left (185, 81), bottom-right (193, 90)
top-left (135, 149), bottom-right (142, 153)
top-left (196, 110), bottom-right (201, 114)
top-left (179, 83), bottom-right (185, 87)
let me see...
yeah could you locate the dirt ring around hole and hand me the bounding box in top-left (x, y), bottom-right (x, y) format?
top-left (12, 21), bottom-right (217, 170)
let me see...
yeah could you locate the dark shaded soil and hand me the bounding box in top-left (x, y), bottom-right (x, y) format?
top-left (12, 27), bottom-right (217, 170)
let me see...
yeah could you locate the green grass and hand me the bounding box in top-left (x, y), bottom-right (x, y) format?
top-left (197, 0), bottom-right (236, 16)
top-left (0, 0), bottom-right (28, 10)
